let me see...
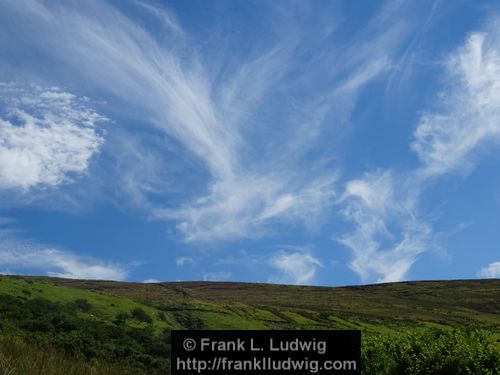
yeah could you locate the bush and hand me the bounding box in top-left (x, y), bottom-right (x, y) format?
top-left (0, 294), bottom-right (169, 373)
top-left (131, 308), bottom-right (152, 324)
top-left (172, 311), bottom-right (203, 329)
top-left (72, 299), bottom-right (92, 312)
top-left (158, 312), bottom-right (167, 322)
top-left (362, 329), bottom-right (500, 375)
top-left (113, 312), bottom-right (130, 326)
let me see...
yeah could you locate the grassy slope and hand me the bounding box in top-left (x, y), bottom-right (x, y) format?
top-left (9, 276), bottom-right (498, 334)
top-left (0, 276), bottom-right (178, 333)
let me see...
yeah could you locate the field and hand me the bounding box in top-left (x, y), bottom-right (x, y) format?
top-left (0, 275), bottom-right (498, 374)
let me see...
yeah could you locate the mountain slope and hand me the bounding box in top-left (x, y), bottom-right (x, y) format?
top-left (42, 277), bottom-right (500, 333)
top-left (0, 276), bottom-right (498, 374)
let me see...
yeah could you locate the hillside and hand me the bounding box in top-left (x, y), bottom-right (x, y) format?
top-left (0, 275), bottom-right (498, 374)
top-left (34, 277), bottom-right (500, 333)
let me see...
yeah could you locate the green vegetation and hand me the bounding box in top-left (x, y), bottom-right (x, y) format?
top-left (0, 294), bottom-right (171, 373)
top-left (0, 335), bottom-right (138, 375)
top-left (0, 276), bottom-right (498, 374)
top-left (363, 329), bottom-right (498, 375)
top-left (131, 307), bottom-right (153, 324)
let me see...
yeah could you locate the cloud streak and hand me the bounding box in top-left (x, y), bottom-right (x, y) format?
top-left (0, 228), bottom-right (128, 280)
top-left (412, 31), bottom-right (500, 177)
top-left (339, 171), bottom-right (432, 283)
top-left (268, 251), bottom-right (323, 285)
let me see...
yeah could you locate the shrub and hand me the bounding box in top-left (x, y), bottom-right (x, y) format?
top-left (72, 299), bottom-right (91, 312)
top-left (131, 308), bottom-right (152, 324)
top-left (362, 329), bottom-right (500, 375)
top-left (172, 311), bottom-right (203, 329)
top-left (158, 312), bottom-right (167, 322)
top-left (113, 312), bottom-right (130, 326)
top-left (0, 294), bottom-right (169, 372)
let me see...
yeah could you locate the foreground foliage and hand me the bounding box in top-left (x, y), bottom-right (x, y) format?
top-left (363, 329), bottom-right (499, 375)
top-left (0, 295), bottom-right (170, 373)
top-left (0, 328), bottom-right (497, 374)
top-left (0, 335), bottom-right (136, 375)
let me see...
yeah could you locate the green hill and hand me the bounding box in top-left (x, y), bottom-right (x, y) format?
top-left (0, 275), bottom-right (498, 374)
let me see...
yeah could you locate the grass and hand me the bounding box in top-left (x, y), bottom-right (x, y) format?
top-left (0, 276), bottom-right (177, 333)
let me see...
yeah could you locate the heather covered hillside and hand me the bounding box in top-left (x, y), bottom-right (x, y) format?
top-left (0, 276), bottom-right (498, 374)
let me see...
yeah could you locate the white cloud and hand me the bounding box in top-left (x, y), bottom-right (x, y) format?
top-left (339, 171), bottom-right (431, 283)
top-left (175, 257), bottom-right (194, 266)
top-left (477, 261), bottom-right (500, 278)
top-left (142, 278), bottom-right (160, 283)
top-left (157, 173), bottom-right (338, 242)
top-left (268, 251), bottom-right (323, 285)
top-left (0, 83), bottom-right (105, 190)
top-left (412, 31), bottom-right (500, 177)
top-left (202, 271), bottom-right (231, 282)
top-left (0, 227), bottom-right (127, 280)
top-left (132, 0), bottom-right (184, 36)
top-left (0, 246), bottom-right (127, 280)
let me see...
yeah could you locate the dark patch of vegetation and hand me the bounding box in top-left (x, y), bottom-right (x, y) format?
top-left (131, 307), bottom-right (153, 324)
top-left (171, 310), bottom-right (204, 330)
top-left (72, 298), bottom-right (91, 312)
top-left (0, 335), bottom-right (139, 375)
top-left (0, 295), bottom-right (170, 373)
top-left (113, 311), bottom-right (130, 326)
top-left (158, 311), bottom-right (168, 322)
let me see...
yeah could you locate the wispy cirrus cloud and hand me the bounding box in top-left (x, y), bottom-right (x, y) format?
top-left (157, 173), bottom-right (339, 242)
top-left (175, 257), bottom-right (194, 267)
top-left (268, 251), bottom-right (323, 285)
top-left (339, 171), bottom-right (432, 283)
top-left (339, 21), bottom-right (500, 283)
top-left (0, 83), bottom-right (105, 191)
top-left (0, 227), bottom-right (128, 280)
top-left (0, 0), bottom-right (409, 243)
top-left (412, 30), bottom-right (500, 177)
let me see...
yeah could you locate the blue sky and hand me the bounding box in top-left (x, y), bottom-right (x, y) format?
top-left (0, 0), bottom-right (499, 285)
